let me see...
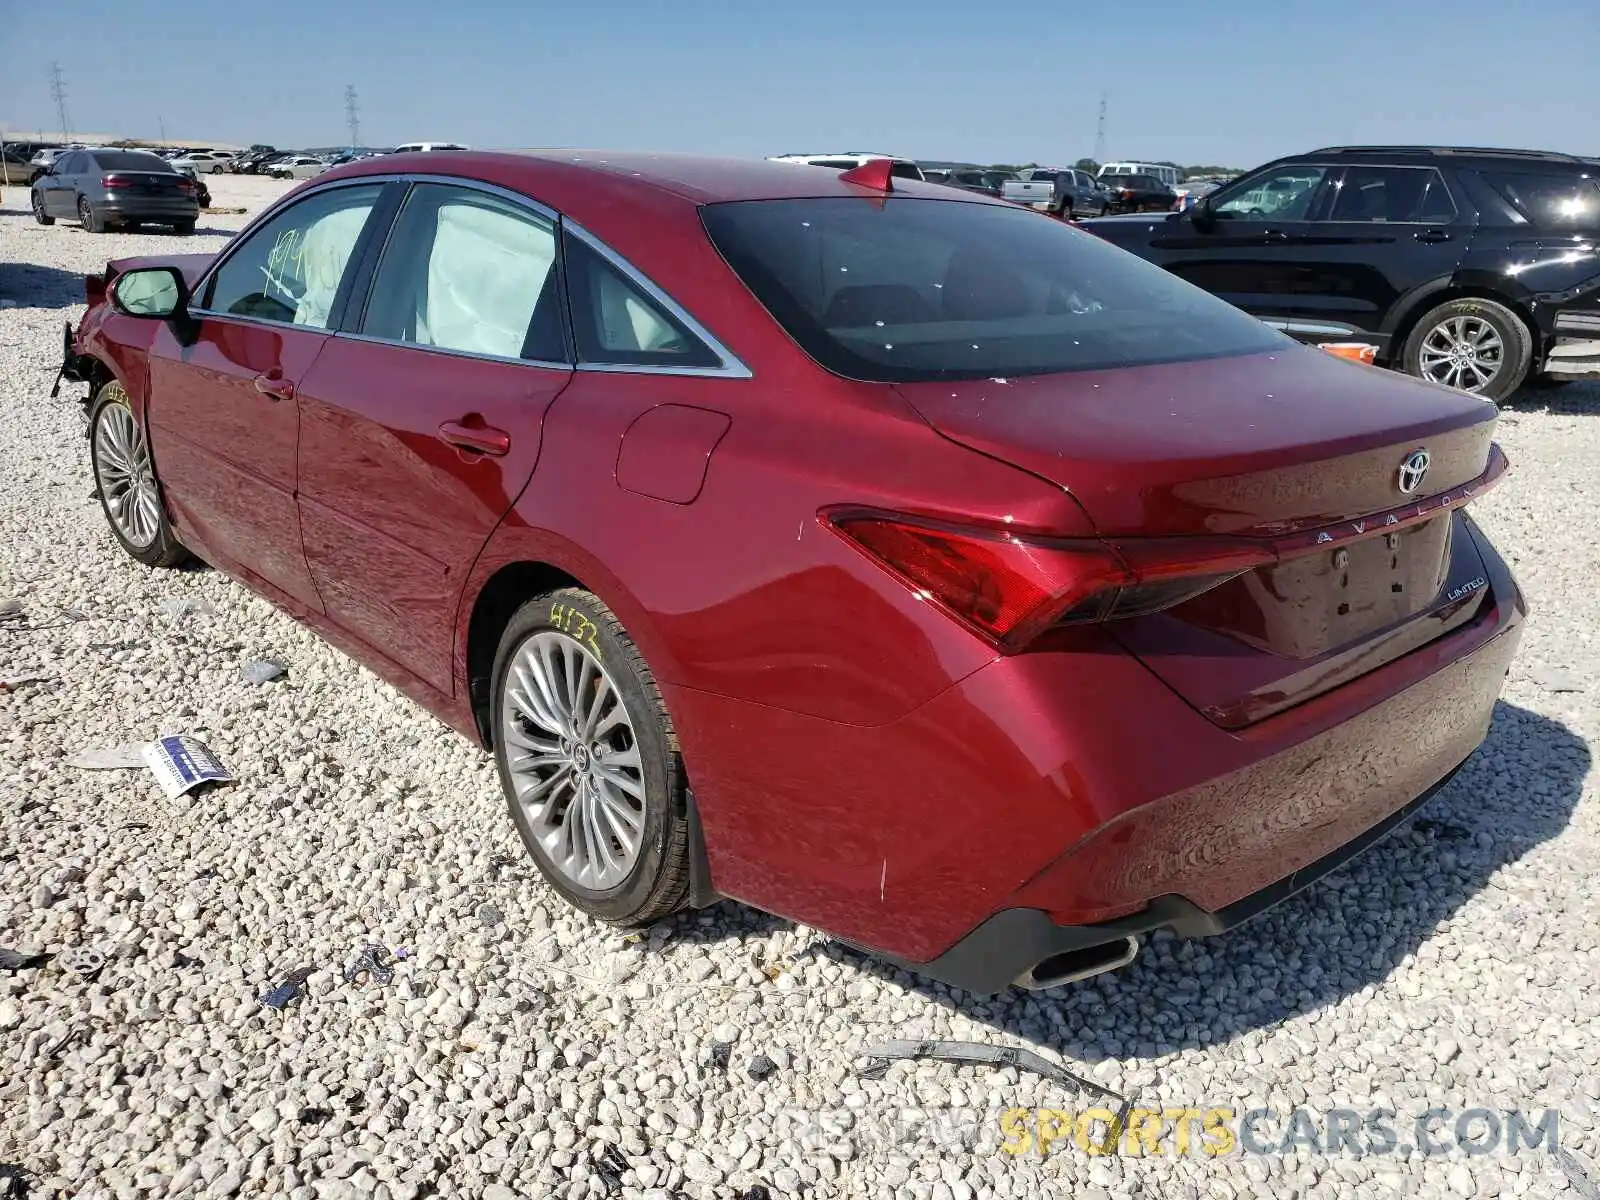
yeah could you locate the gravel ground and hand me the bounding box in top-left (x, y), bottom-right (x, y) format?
top-left (2, 172), bottom-right (1598, 1200)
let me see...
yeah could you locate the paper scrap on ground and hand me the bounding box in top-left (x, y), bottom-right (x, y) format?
top-left (65, 745), bottom-right (149, 770)
top-left (141, 735), bottom-right (234, 799)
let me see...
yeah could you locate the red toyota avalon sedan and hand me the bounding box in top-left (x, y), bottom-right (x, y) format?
top-left (62, 151), bottom-right (1523, 994)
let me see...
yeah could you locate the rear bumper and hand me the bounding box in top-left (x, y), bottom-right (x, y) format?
top-left (94, 198), bottom-right (199, 221)
top-left (671, 521), bottom-right (1524, 990)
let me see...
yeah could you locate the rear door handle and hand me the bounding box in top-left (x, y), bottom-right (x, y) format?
top-left (1415, 229), bottom-right (1452, 244)
top-left (1263, 228), bottom-right (1290, 242)
top-left (438, 419), bottom-right (510, 457)
top-left (252, 373), bottom-right (294, 401)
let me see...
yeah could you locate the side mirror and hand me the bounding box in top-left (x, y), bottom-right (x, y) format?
top-left (1190, 194), bottom-right (1217, 231)
top-left (110, 267), bottom-right (188, 319)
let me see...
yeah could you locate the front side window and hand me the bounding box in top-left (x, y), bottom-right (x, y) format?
top-left (1328, 166), bottom-right (1456, 222)
top-left (361, 184), bottom-right (564, 360)
top-left (700, 196), bottom-right (1286, 383)
top-left (203, 184), bottom-right (383, 328)
top-left (1213, 165), bottom-right (1327, 220)
top-left (563, 232), bottom-right (721, 368)
top-left (1481, 171), bottom-right (1600, 227)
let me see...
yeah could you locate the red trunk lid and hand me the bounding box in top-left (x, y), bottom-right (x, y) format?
top-left (894, 347), bottom-right (1506, 726)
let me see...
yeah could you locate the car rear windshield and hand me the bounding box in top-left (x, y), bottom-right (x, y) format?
top-left (1481, 171), bottom-right (1600, 227)
top-left (700, 197), bottom-right (1286, 383)
top-left (92, 152), bottom-right (176, 172)
top-left (1114, 175), bottom-right (1165, 190)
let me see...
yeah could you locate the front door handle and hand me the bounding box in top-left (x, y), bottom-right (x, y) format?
top-left (438, 419), bottom-right (510, 457)
top-left (1263, 228), bottom-right (1290, 242)
top-left (253, 373), bottom-right (295, 401)
top-left (1415, 229), bottom-right (1452, 244)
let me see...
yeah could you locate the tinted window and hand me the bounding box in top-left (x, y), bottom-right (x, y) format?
top-left (808, 159), bottom-right (858, 170)
top-left (204, 184), bottom-right (383, 328)
top-left (362, 184), bottom-right (564, 361)
top-left (562, 232), bottom-right (721, 368)
top-left (1481, 171), bottom-right (1600, 227)
top-left (1118, 175), bottom-right (1165, 190)
top-left (1214, 165), bottom-right (1326, 220)
top-left (700, 197), bottom-right (1285, 383)
top-left (1328, 166), bottom-right (1456, 222)
top-left (92, 152), bottom-right (176, 173)
top-left (889, 162), bottom-right (923, 181)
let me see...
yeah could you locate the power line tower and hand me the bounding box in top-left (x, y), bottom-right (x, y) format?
top-left (344, 85), bottom-right (361, 149)
top-left (1093, 92), bottom-right (1107, 164)
top-left (49, 62), bottom-right (73, 139)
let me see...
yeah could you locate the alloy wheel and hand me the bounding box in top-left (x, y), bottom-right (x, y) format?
top-left (1417, 315), bottom-right (1504, 393)
top-left (500, 630), bottom-right (648, 891)
top-left (93, 401), bottom-right (162, 548)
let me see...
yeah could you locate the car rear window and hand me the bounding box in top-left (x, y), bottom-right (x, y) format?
top-left (889, 162), bottom-right (922, 180)
top-left (700, 197), bottom-right (1285, 383)
top-left (91, 152), bottom-right (176, 172)
top-left (1481, 171), bottom-right (1600, 227)
top-left (1116, 175), bottom-right (1165, 190)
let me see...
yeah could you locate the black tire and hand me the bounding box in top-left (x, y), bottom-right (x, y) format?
top-left (1400, 297), bottom-right (1531, 404)
top-left (78, 196), bottom-right (104, 233)
top-left (31, 192), bottom-right (53, 225)
top-left (87, 380), bottom-right (188, 568)
top-left (173, 220), bottom-right (196, 236)
top-left (491, 587), bottom-right (691, 926)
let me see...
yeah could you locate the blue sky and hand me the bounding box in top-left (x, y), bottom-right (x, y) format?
top-left (4, 0), bottom-right (1597, 166)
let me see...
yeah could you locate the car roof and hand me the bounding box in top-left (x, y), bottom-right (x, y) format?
top-left (1300, 145), bottom-right (1600, 169)
top-left (320, 149), bottom-right (996, 206)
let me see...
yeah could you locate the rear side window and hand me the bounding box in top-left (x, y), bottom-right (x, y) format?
top-left (361, 184), bottom-right (564, 361)
top-left (203, 184), bottom-right (384, 328)
top-left (1481, 171), bottom-right (1600, 227)
top-left (700, 196), bottom-right (1285, 383)
top-left (562, 231), bottom-right (722, 369)
top-left (1328, 166), bottom-right (1456, 222)
top-left (92, 152), bottom-right (175, 173)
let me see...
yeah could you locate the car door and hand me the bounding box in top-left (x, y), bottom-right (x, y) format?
top-left (144, 180), bottom-right (392, 610)
top-left (1268, 163), bottom-right (1470, 340)
top-left (294, 181), bottom-right (574, 693)
top-left (1141, 162), bottom-right (1334, 323)
top-left (39, 153), bottom-right (77, 215)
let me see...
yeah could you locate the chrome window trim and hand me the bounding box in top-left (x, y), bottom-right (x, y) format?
top-left (562, 220), bottom-right (754, 379)
top-left (187, 170), bottom-right (753, 379)
top-left (332, 328), bottom-right (570, 373)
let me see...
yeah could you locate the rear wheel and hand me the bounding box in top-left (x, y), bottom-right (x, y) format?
top-left (78, 196), bottom-right (104, 233)
top-left (31, 192), bottom-right (53, 225)
top-left (492, 588), bottom-right (690, 926)
top-left (88, 380), bottom-right (187, 567)
top-left (1401, 298), bottom-right (1531, 403)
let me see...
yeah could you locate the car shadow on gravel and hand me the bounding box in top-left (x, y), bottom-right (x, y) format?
top-left (0, 261), bottom-right (86, 309)
top-left (809, 700), bottom-right (1588, 1063)
top-left (1504, 378), bottom-right (1600, 416)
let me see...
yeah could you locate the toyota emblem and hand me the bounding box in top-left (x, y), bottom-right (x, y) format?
top-left (1397, 449), bottom-right (1431, 495)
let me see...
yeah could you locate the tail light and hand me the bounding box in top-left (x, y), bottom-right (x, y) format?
top-left (827, 511), bottom-right (1272, 650)
top-left (102, 174), bottom-right (132, 190)
top-left (175, 177), bottom-right (196, 193)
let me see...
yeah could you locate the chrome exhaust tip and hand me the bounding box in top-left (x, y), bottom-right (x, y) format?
top-left (1014, 936), bottom-right (1140, 991)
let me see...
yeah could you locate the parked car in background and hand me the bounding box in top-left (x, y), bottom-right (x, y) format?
top-left (1, 144), bottom-right (41, 185)
top-left (62, 150), bottom-right (1522, 995)
top-left (1051, 168), bottom-right (1111, 219)
top-left (30, 148), bottom-right (198, 233)
top-left (768, 152), bottom-right (925, 181)
top-left (1001, 167), bottom-right (1065, 208)
top-left (1171, 178), bottom-right (1223, 211)
top-left (1101, 173), bottom-right (1176, 213)
top-left (171, 164), bottom-right (212, 209)
top-left (169, 150), bottom-right (234, 174)
top-left (1098, 161), bottom-right (1181, 190)
top-left (934, 167), bottom-right (1017, 198)
top-left (1081, 145), bottom-right (1600, 400)
top-left (267, 155), bottom-right (329, 179)
top-left (391, 142), bottom-right (469, 154)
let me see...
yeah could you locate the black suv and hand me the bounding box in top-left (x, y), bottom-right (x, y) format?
top-left (1082, 146), bottom-right (1600, 402)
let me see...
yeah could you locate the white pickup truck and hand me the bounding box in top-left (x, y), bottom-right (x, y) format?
top-left (1001, 167), bottom-right (1064, 208)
